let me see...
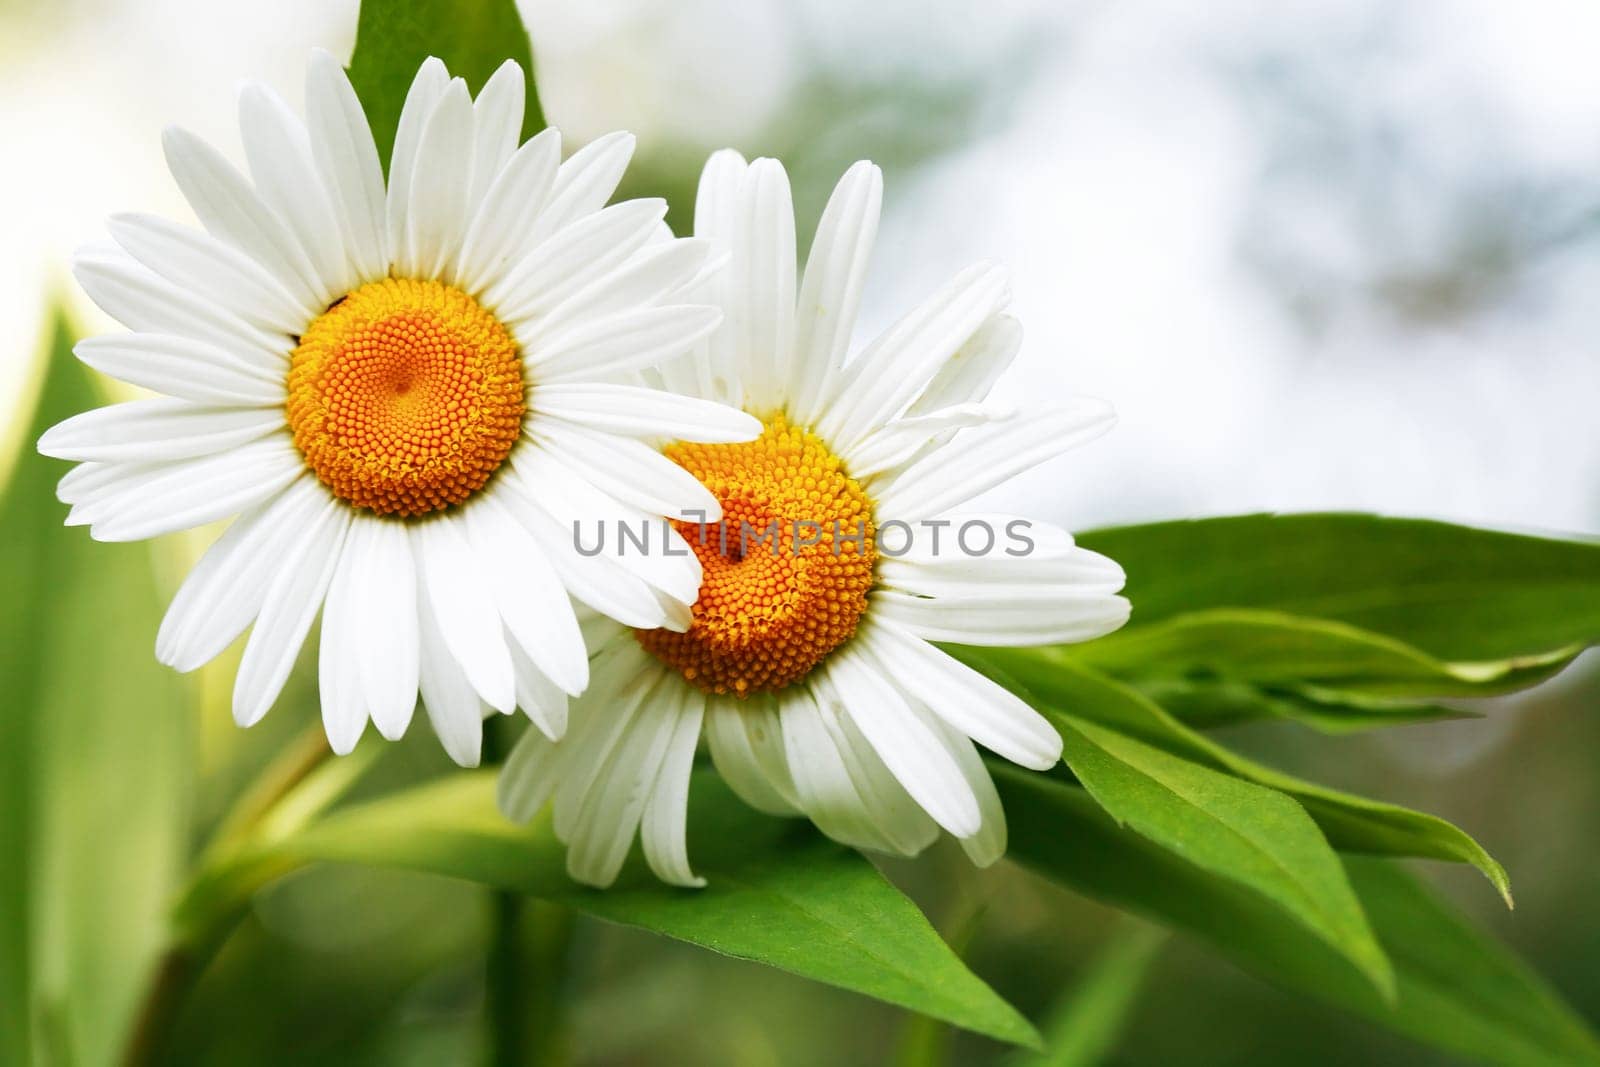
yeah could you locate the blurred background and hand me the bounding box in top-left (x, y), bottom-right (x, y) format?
top-left (2, 0), bottom-right (1597, 1063)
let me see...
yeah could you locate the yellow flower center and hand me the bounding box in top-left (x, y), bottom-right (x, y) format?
top-left (637, 414), bottom-right (877, 696)
top-left (286, 278), bottom-right (525, 517)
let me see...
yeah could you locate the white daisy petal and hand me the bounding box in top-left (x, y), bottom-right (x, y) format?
top-left (504, 450), bottom-right (702, 609)
top-left (825, 648), bottom-right (981, 838)
top-left (532, 421), bottom-right (720, 521)
top-left (494, 476), bottom-right (682, 628)
top-left (74, 334), bottom-right (285, 406)
top-left (57, 460), bottom-right (138, 507)
top-left (566, 675), bottom-right (683, 887)
top-left (418, 580), bottom-right (488, 767)
top-left (857, 622), bottom-right (1062, 770)
top-left (460, 496), bottom-right (589, 695)
top-left (456, 128), bottom-right (561, 295)
top-left (155, 475), bottom-right (325, 671)
top-left (825, 685), bottom-right (941, 856)
top-left (536, 238), bottom-right (713, 338)
top-left (640, 687), bottom-right (707, 887)
top-left (690, 149), bottom-right (749, 405)
top-left (809, 671), bottom-right (940, 856)
top-left (510, 639), bottom-right (569, 740)
top-left (238, 82), bottom-right (350, 301)
top-left (528, 305), bottom-right (723, 384)
top-left (879, 522), bottom-right (1126, 597)
top-left (730, 158), bottom-right (796, 411)
top-left (233, 498), bottom-right (350, 727)
top-left (819, 262), bottom-right (1010, 450)
top-left (488, 198), bottom-right (668, 326)
top-left (917, 708), bottom-right (1009, 867)
top-left (498, 718), bottom-right (562, 820)
top-left (790, 160), bottom-right (881, 426)
top-left (530, 383), bottom-right (761, 443)
top-left (72, 249), bottom-right (288, 365)
top-left (778, 686), bottom-right (895, 854)
top-left (350, 518), bottom-right (419, 740)
top-left (524, 131), bottom-right (636, 247)
top-left (80, 436), bottom-right (303, 542)
top-left (107, 213), bottom-right (307, 335)
top-left (38, 398), bottom-right (282, 463)
top-left (466, 59), bottom-right (525, 212)
top-left (870, 586), bottom-right (1131, 647)
top-left (413, 515), bottom-right (517, 713)
top-left (875, 400), bottom-right (1117, 521)
top-left (318, 532), bottom-right (369, 755)
top-left (160, 126), bottom-right (325, 310)
top-left (386, 56), bottom-right (450, 262)
top-left (908, 313), bottom-right (1022, 415)
top-left (847, 403), bottom-right (999, 482)
top-left (703, 694), bottom-right (801, 815)
top-left (403, 78), bottom-right (475, 279)
top-left (553, 659), bottom-right (656, 839)
top-left (305, 48), bottom-right (389, 282)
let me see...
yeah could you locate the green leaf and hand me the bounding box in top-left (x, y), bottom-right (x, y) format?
top-left (1006, 923), bottom-right (1167, 1067)
top-left (959, 648), bottom-right (1510, 902)
top-left (1138, 676), bottom-right (1474, 734)
top-left (347, 0), bottom-right (544, 166)
top-left (0, 315), bottom-right (192, 1067)
top-left (1052, 716), bottom-right (1396, 1000)
top-left (1078, 513), bottom-right (1600, 663)
top-left (1075, 608), bottom-right (1576, 700)
top-left (234, 770), bottom-right (1041, 1049)
top-left (997, 769), bottom-right (1600, 1066)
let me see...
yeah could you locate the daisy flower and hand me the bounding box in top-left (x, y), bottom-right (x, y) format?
top-left (38, 52), bottom-right (759, 765)
top-left (498, 152), bottom-right (1130, 887)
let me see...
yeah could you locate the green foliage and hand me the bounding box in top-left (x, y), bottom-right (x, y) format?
top-left (1078, 608), bottom-right (1576, 699)
top-left (997, 769), bottom-right (1600, 1067)
top-left (1054, 717), bottom-right (1395, 999)
top-left (0, 317), bottom-right (192, 1067)
top-left (1007, 923), bottom-right (1167, 1067)
top-left (1063, 514), bottom-right (1599, 736)
top-left (959, 651), bottom-right (1510, 900)
top-left (1078, 513), bottom-right (1600, 662)
top-left (224, 770), bottom-right (1041, 1049)
top-left (347, 0), bottom-right (544, 166)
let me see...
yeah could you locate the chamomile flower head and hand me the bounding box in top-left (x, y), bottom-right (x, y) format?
top-left (498, 152), bottom-right (1130, 887)
top-left (39, 52), bottom-right (760, 765)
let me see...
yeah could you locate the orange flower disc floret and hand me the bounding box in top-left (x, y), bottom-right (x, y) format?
top-left (286, 278), bottom-right (525, 517)
top-left (638, 414), bottom-right (877, 696)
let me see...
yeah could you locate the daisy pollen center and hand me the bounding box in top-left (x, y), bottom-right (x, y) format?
top-left (637, 414), bottom-right (877, 697)
top-left (286, 277), bottom-right (524, 517)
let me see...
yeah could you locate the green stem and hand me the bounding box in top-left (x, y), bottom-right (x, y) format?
top-left (122, 724), bottom-right (380, 1067)
top-left (485, 899), bottom-right (575, 1067)
top-left (119, 904), bottom-right (243, 1067)
top-left (482, 716), bottom-right (573, 1066)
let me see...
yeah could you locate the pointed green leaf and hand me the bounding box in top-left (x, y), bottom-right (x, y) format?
top-left (1140, 676), bottom-right (1473, 734)
top-left (1078, 513), bottom-right (1600, 663)
top-left (0, 316), bottom-right (192, 1067)
top-left (1075, 609), bottom-right (1576, 700)
top-left (347, 0), bottom-right (544, 165)
top-left (1053, 716), bottom-right (1395, 999)
top-left (241, 770), bottom-right (1040, 1049)
top-left (959, 648), bottom-right (1510, 902)
top-left (997, 769), bottom-right (1600, 1066)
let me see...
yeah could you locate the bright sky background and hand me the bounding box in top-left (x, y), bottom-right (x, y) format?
top-left (3, 0), bottom-right (1597, 535)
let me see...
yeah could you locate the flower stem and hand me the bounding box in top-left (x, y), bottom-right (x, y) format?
top-left (482, 716), bottom-right (573, 1066)
top-left (122, 723), bottom-right (378, 1067)
top-left (485, 898), bottom-right (575, 1066)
